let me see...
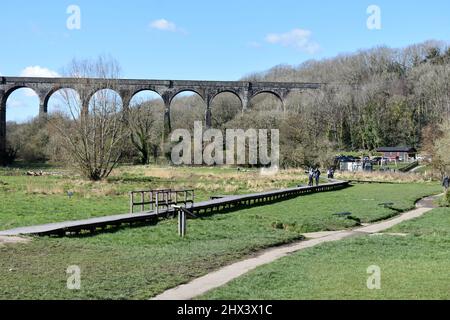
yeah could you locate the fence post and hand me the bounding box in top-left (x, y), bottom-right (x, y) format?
top-left (150, 191), bottom-right (153, 211)
top-left (177, 207), bottom-right (186, 237)
top-left (165, 191), bottom-right (169, 211)
top-left (130, 192), bottom-right (134, 214)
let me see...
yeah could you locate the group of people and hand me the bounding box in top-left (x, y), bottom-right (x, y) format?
top-left (307, 168), bottom-right (321, 186)
top-left (306, 167), bottom-right (335, 187)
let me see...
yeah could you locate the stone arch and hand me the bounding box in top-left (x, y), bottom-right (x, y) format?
top-left (0, 86), bottom-right (41, 163)
top-left (86, 88), bottom-right (124, 117)
top-left (209, 90), bottom-right (243, 127)
top-left (169, 89), bottom-right (206, 131)
top-left (127, 89), bottom-right (166, 160)
top-left (169, 88), bottom-right (205, 105)
top-left (86, 87), bottom-right (122, 106)
top-left (249, 90), bottom-right (285, 112)
top-left (3, 86), bottom-right (41, 121)
top-left (44, 87), bottom-right (81, 116)
top-left (3, 85), bottom-right (40, 105)
top-left (43, 86), bottom-right (79, 114)
top-left (128, 89), bottom-right (165, 132)
top-left (210, 90), bottom-right (243, 107)
top-left (129, 88), bottom-right (164, 105)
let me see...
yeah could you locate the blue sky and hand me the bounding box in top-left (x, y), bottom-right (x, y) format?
top-left (1, 0), bottom-right (449, 122)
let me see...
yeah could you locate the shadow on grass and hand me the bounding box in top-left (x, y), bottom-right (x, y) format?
top-left (50, 218), bottom-right (162, 239)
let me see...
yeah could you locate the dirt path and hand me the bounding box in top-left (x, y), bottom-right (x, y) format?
top-left (152, 194), bottom-right (440, 300)
top-left (0, 236), bottom-right (30, 246)
top-left (411, 165), bottom-right (425, 173)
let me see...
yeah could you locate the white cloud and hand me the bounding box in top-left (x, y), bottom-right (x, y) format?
top-left (265, 28), bottom-right (320, 54)
top-left (20, 66), bottom-right (60, 96)
top-left (150, 19), bottom-right (178, 32)
top-left (20, 66), bottom-right (60, 78)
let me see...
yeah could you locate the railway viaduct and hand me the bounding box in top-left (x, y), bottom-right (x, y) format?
top-left (0, 76), bottom-right (322, 160)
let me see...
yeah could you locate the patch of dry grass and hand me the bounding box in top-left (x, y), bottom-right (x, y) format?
top-left (114, 165), bottom-right (308, 195)
top-left (11, 164), bottom-right (440, 202)
top-left (22, 178), bottom-right (123, 198)
top-left (336, 171), bottom-right (435, 183)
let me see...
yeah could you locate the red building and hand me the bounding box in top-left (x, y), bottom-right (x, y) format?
top-left (376, 147), bottom-right (417, 162)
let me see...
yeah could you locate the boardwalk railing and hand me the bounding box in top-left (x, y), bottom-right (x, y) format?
top-left (129, 189), bottom-right (194, 214)
top-left (188, 180), bottom-right (349, 216)
top-left (0, 180), bottom-right (349, 237)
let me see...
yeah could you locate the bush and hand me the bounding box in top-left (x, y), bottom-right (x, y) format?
top-left (0, 147), bottom-right (17, 165)
top-left (442, 191), bottom-right (450, 207)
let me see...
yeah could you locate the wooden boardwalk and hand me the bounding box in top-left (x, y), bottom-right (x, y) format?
top-left (0, 180), bottom-right (349, 237)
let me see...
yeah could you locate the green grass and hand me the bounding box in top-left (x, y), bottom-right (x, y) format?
top-left (0, 174), bottom-right (149, 230)
top-left (0, 165), bottom-right (310, 230)
top-left (0, 182), bottom-right (441, 299)
top-left (387, 207), bottom-right (450, 237)
top-left (201, 207), bottom-right (450, 300)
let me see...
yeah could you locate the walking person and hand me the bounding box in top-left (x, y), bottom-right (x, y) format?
top-left (327, 167), bottom-right (334, 179)
top-left (308, 167), bottom-right (314, 187)
top-left (442, 175), bottom-right (449, 193)
top-left (314, 167), bottom-right (321, 186)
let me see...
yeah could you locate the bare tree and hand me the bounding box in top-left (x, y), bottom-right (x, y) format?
top-left (128, 100), bottom-right (163, 165)
top-left (48, 56), bottom-right (127, 181)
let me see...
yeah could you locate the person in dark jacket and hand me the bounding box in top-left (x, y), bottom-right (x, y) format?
top-left (327, 168), bottom-right (335, 179)
top-left (443, 175), bottom-right (449, 192)
top-left (314, 168), bottom-right (321, 186)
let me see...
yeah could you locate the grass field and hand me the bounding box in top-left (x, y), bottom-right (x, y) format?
top-left (0, 172), bottom-right (441, 299)
top-left (201, 207), bottom-right (450, 300)
top-left (0, 165), bottom-right (314, 230)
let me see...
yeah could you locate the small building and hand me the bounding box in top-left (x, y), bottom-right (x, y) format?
top-left (376, 147), bottom-right (417, 162)
top-left (340, 161), bottom-right (362, 172)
